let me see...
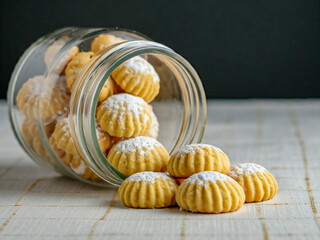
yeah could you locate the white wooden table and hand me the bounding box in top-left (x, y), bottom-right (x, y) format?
top-left (0, 100), bottom-right (319, 240)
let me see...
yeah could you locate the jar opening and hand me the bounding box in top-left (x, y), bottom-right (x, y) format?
top-left (70, 40), bottom-right (206, 186)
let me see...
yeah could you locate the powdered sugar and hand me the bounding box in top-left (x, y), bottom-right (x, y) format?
top-left (228, 163), bottom-right (266, 178)
top-left (102, 93), bottom-right (150, 123)
top-left (125, 171), bottom-right (174, 184)
top-left (184, 171), bottom-right (229, 186)
top-left (175, 144), bottom-right (223, 156)
top-left (123, 56), bottom-right (160, 83)
top-left (114, 136), bottom-right (162, 155)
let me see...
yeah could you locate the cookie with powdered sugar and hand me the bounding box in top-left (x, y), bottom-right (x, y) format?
top-left (52, 116), bottom-right (111, 156)
top-left (168, 144), bottom-right (230, 178)
top-left (21, 118), bottom-right (55, 162)
top-left (118, 172), bottom-right (177, 208)
top-left (111, 56), bottom-right (160, 103)
top-left (16, 75), bottom-right (70, 123)
top-left (107, 136), bottom-right (169, 176)
top-left (228, 163), bottom-right (278, 202)
top-left (176, 171), bottom-right (245, 213)
top-left (96, 93), bottom-right (152, 138)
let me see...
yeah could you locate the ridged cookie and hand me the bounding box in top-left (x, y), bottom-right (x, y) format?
top-left (168, 144), bottom-right (230, 178)
top-left (96, 93), bottom-right (152, 138)
top-left (16, 75), bottom-right (70, 123)
top-left (52, 116), bottom-right (111, 155)
top-left (118, 172), bottom-right (177, 208)
top-left (65, 51), bottom-right (94, 91)
top-left (228, 163), bottom-right (278, 202)
top-left (107, 136), bottom-right (169, 176)
top-left (176, 171), bottom-right (245, 213)
top-left (111, 56), bottom-right (160, 103)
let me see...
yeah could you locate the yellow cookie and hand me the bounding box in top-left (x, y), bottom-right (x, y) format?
top-left (52, 116), bottom-right (111, 156)
top-left (21, 118), bottom-right (55, 162)
top-left (118, 172), bottom-right (177, 208)
top-left (176, 171), bottom-right (245, 213)
top-left (91, 34), bottom-right (125, 53)
top-left (44, 39), bottom-right (79, 74)
top-left (96, 93), bottom-right (152, 138)
top-left (49, 136), bottom-right (101, 182)
top-left (142, 110), bottom-right (159, 139)
top-left (111, 56), bottom-right (160, 103)
top-left (228, 163), bottom-right (278, 202)
top-left (65, 51), bottom-right (94, 91)
top-left (107, 136), bottom-right (169, 176)
top-left (168, 144), bottom-right (230, 178)
top-left (16, 75), bottom-right (70, 123)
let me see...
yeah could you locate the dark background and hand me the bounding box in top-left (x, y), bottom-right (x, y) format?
top-left (1, 0), bottom-right (319, 98)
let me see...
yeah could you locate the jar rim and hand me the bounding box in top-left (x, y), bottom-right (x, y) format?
top-left (70, 39), bottom-right (207, 186)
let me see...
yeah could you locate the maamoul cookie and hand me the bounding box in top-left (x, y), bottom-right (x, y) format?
top-left (118, 172), bottom-right (177, 208)
top-left (96, 93), bottom-right (152, 138)
top-left (44, 40), bottom-right (79, 74)
top-left (49, 136), bottom-right (101, 181)
top-left (168, 144), bottom-right (230, 178)
top-left (228, 163), bottom-right (278, 202)
top-left (107, 136), bottom-right (169, 176)
top-left (176, 171), bottom-right (245, 213)
top-left (65, 51), bottom-right (94, 91)
top-left (52, 116), bottom-right (111, 156)
top-left (21, 118), bottom-right (55, 161)
top-left (111, 56), bottom-right (160, 103)
top-left (142, 110), bottom-right (159, 139)
top-left (16, 75), bottom-right (70, 123)
top-left (91, 34), bottom-right (125, 53)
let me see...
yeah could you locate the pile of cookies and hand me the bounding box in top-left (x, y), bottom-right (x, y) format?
top-left (16, 33), bottom-right (164, 181)
top-left (118, 144), bottom-right (278, 213)
top-left (15, 32), bottom-right (278, 213)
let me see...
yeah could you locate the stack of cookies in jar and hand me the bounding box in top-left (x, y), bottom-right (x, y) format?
top-left (16, 34), bottom-right (163, 182)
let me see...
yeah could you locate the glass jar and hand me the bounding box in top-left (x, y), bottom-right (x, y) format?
top-left (7, 27), bottom-right (207, 187)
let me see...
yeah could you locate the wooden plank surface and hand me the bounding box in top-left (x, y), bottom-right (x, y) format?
top-left (0, 100), bottom-right (319, 240)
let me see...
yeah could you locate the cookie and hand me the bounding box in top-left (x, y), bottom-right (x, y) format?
top-left (118, 172), bottom-right (177, 208)
top-left (96, 93), bottom-right (152, 138)
top-left (52, 116), bottom-right (111, 156)
top-left (168, 144), bottom-right (230, 178)
top-left (16, 75), bottom-right (70, 123)
top-left (107, 136), bottom-right (169, 176)
top-left (65, 51), bottom-right (94, 91)
top-left (176, 171), bottom-right (245, 213)
top-left (111, 56), bottom-right (160, 103)
top-left (228, 163), bottom-right (278, 202)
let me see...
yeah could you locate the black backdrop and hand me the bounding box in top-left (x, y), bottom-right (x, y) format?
top-left (1, 0), bottom-right (319, 98)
